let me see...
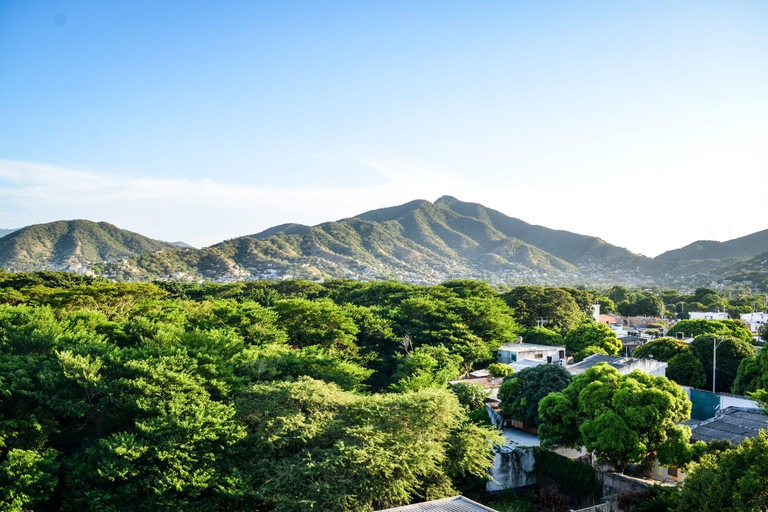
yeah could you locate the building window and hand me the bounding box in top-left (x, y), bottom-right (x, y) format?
top-left (534, 353), bottom-right (543, 359)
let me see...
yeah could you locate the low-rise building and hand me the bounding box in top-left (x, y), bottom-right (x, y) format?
top-left (741, 312), bottom-right (768, 333)
top-left (688, 311), bottom-right (729, 320)
top-left (689, 406), bottom-right (768, 445)
top-left (653, 406), bottom-right (768, 483)
top-left (566, 354), bottom-right (667, 377)
top-left (497, 342), bottom-right (565, 365)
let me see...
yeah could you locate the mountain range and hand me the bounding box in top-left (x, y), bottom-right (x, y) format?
top-left (0, 196), bottom-right (765, 290)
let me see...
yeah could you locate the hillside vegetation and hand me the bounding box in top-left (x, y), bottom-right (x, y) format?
top-left (0, 198), bottom-right (766, 289)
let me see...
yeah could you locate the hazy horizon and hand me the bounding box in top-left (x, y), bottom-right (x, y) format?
top-left (2, 1), bottom-right (767, 257)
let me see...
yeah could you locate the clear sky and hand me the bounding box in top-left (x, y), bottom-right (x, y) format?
top-left (1, 1), bottom-right (767, 256)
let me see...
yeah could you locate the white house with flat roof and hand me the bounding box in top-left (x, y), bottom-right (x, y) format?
top-left (741, 312), bottom-right (768, 333)
top-left (497, 342), bottom-right (565, 365)
top-left (688, 311), bottom-right (729, 320)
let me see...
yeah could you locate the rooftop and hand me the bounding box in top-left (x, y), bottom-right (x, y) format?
top-left (498, 342), bottom-right (564, 352)
top-left (566, 354), bottom-right (667, 375)
top-left (375, 496), bottom-right (499, 512)
top-left (448, 376), bottom-right (504, 389)
top-left (501, 427), bottom-right (541, 448)
top-left (690, 406), bottom-right (768, 445)
top-left (508, 359), bottom-right (547, 372)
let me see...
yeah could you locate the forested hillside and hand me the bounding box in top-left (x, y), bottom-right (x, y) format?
top-left (1, 199), bottom-right (766, 289)
top-left (0, 220), bottom-right (176, 272)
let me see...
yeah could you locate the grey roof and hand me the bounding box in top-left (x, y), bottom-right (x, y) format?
top-left (619, 335), bottom-right (645, 343)
top-left (567, 354), bottom-right (636, 373)
top-left (376, 496), bottom-right (499, 512)
top-left (690, 407), bottom-right (768, 445)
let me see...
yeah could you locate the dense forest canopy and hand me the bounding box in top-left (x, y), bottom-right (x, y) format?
top-left (0, 272), bottom-right (766, 511)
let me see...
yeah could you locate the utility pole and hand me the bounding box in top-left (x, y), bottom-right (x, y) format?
top-left (713, 336), bottom-right (724, 393)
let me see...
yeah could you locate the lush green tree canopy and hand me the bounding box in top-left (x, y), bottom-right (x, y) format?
top-left (690, 335), bottom-right (757, 393)
top-left (0, 275), bottom-right (520, 512)
top-left (538, 363), bottom-right (698, 470)
top-left (667, 319), bottom-right (753, 344)
top-left (499, 364), bottom-right (571, 426)
top-left (522, 326), bottom-right (565, 347)
top-left (502, 286), bottom-right (585, 335)
top-left (677, 430), bottom-right (768, 512)
top-left (632, 337), bottom-right (689, 361)
top-left (564, 322), bottom-right (622, 356)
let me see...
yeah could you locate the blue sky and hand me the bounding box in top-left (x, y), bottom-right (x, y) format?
top-left (1, 1), bottom-right (767, 256)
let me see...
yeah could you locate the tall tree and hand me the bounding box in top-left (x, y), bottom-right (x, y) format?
top-left (690, 335), bottom-right (756, 393)
top-left (502, 286), bottom-right (585, 335)
top-left (499, 364), bottom-right (571, 426)
top-left (538, 363), bottom-right (698, 471)
top-left (677, 430), bottom-right (768, 512)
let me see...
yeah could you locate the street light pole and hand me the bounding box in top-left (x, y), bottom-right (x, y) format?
top-left (713, 336), bottom-right (724, 394)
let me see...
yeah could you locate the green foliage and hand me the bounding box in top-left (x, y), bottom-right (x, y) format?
top-left (0, 276), bottom-right (520, 511)
top-left (539, 364), bottom-right (694, 470)
top-left (499, 364), bottom-right (571, 426)
top-left (690, 335), bottom-right (756, 393)
top-left (273, 298), bottom-right (361, 357)
top-left (678, 430), bottom-right (768, 512)
top-left (0, 448), bottom-right (60, 512)
top-left (449, 382), bottom-right (489, 412)
top-left (595, 296), bottom-right (615, 314)
top-left (564, 322), bottom-right (621, 356)
top-left (572, 345), bottom-right (609, 363)
top-left (667, 351), bottom-right (707, 388)
top-left (390, 345), bottom-right (463, 392)
top-left (502, 286), bottom-right (585, 335)
top-left (488, 362), bottom-right (515, 377)
top-left (236, 377), bottom-right (504, 511)
top-left (732, 343), bottom-right (768, 395)
top-left (532, 448), bottom-right (603, 505)
top-left (522, 326), bottom-right (565, 347)
top-left (617, 485), bottom-right (680, 512)
top-left (667, 319), bottom-right (753, 344)
top-left (633, 337), bottom-right (690, 361)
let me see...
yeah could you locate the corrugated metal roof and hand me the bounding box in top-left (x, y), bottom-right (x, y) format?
top-left (690, 407), bottom-right (768, 445)
top-left (375, 496), bottom-right (499, 512)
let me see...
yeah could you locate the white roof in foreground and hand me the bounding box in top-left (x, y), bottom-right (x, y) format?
top-left (375, 496), bottom-right (499, 512)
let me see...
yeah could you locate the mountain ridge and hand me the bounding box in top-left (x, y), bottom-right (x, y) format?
top-left (0, 199), bottom-right (765, 289)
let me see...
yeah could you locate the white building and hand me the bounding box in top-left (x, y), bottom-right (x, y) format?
top-left (497, 342), bottom-right (565, 365)
top-left (740, 312), bottom-right (768, 333)
top-left (566, 354), bottom-right (667, 377)
top-left (688, 311), bottom-right (729, 320)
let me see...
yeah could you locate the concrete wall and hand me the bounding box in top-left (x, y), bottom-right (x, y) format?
top-left (486, 447), bottom-right (536, 491)
top-left (602, 472), bottom-right (653, 495)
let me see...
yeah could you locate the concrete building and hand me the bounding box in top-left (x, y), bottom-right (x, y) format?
top-left (497, 342), bottom-right (565, 365)
top-left (566, 354), bottom-right (667, 377)
top-left (688, 311), bottom-right (729, 320)
top-left (741, 312), bottom-right (768, 333)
